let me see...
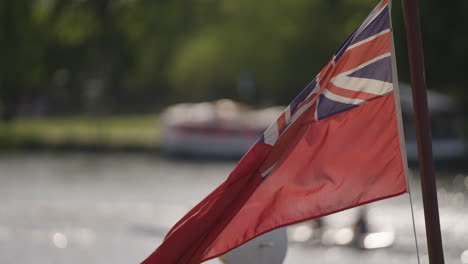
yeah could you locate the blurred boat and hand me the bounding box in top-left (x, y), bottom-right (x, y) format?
top-left (161, 85), bottom-right (466, 161)
top-left (160, 99), bottom-right (283, 158)
top-left (399, 83), bottom-right (466, 163)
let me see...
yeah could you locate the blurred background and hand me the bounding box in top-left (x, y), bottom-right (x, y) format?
top-left (0, 0), bottom-right (467, 263)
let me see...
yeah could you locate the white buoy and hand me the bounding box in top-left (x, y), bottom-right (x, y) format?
top-left (220, 228), bottom-right (287, 264)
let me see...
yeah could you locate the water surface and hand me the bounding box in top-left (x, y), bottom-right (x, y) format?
top-left (0, 152), bottom-right (467, 263)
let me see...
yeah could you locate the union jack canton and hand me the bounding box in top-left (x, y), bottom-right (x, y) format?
top-left (259, 0), bottom-right (395, 178)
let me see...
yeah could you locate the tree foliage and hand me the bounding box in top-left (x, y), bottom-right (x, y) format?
top-left (0, 0), bottom-right (466, 119)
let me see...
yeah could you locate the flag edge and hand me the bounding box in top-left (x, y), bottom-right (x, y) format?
top-left (201, 188), bottom-right (407, 262)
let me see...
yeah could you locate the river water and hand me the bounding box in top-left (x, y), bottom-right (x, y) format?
top-left (0, 152), bottom-right (467, 264)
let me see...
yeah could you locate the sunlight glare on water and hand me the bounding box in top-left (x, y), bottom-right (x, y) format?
top-left (461, 249), bottom-right (468, 264)
top-left (0, 153), bottom-right (467, 264)
top-left (52, 232), bottom-right (68, 249)
top-left (288, 225), bottom-right (313, 242)
top-left (363, 232), bottom-right (395, 249)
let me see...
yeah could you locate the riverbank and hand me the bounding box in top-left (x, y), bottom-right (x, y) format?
top-left (0, 115), bottom-right (161, 152)
top-left (1, 116), bottom-right (466, 170)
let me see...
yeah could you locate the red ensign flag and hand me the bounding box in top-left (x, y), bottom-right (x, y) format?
top-left (142, 0), bottom-right (407, 263)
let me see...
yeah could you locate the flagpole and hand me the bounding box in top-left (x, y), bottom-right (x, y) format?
top-left (401, 0), bottom-right (445, 263)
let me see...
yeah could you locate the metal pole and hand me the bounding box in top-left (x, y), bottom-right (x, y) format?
top-left (401, 0), bottom-right (445, 263)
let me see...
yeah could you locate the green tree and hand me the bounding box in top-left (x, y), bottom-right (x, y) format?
top-left (0, 0), bottom-right (47, 120)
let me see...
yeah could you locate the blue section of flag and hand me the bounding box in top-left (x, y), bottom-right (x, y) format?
top-left (290, 77), bottom-right (317, 114)
top-left (317, 94), bottom-right (357, 120)
top-left (351, 7), bottom-right (390, 45)
top-left (347, 56), bottom-right (393, 83)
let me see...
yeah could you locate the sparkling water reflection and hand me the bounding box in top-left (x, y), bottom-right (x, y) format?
top-left (0, 152), bottom-right (466, 264)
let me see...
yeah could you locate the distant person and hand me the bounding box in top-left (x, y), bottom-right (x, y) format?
top-left (352, 207), bottom-right (369, 248)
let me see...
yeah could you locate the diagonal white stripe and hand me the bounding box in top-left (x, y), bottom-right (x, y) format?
top-left (322, 89), bottom-right (366, 105)
top-left (287, 82), bottom-right (320, 127)
top-left (261, 163), bottom-right (276, 178)
top-left (331, 75), bottom-right (394, 96)
top-left (347, 29), bottom-right (391, 50)
top-left (264, 80), bottom-right (320, 146)
top-left (337, 53), bottom-right (391, 76)
top-left (353, 2), bottom-right (388, 40)
top-left (263, 122), bottom-right (279, 146)
top-left (285, 106), bottom-right (291, 123)
top-left (314, 96), bottom-right (320, 120)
